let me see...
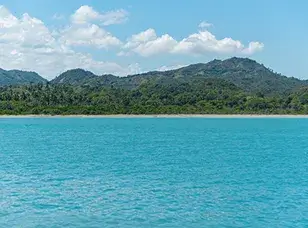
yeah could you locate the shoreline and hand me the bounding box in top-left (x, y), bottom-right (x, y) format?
top-left (1, 114), bottom-right (308, 118)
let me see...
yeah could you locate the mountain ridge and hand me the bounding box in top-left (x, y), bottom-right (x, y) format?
top-left (50, 57), bottom-right (308, 96)
top-left (1, 57), bottom-right (307, 96)
top-left (2, 57), bottom-right (308, 115)
top-left (0, 68), bottom-right (47, 86)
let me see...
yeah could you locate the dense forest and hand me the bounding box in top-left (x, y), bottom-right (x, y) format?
top-left (1, 57), bottom-right (308, 115)
top-left (0, 79), bottom-right (308, 115)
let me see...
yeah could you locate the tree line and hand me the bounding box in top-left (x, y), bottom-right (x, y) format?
top-left (0, 79), bottom-right (308, 115)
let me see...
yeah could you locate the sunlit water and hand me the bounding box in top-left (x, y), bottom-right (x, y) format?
top-left (1, 118), bottom-right (308, 227)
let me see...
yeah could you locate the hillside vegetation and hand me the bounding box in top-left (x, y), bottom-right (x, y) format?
top-left (1, 57), bottom-right (308, 115)
top-left (0, 69), bottom-right (47, 86)
top-left (51, 57), bottom-right (308, 96)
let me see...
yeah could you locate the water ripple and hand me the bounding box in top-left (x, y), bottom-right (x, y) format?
top-left (1, 118), bottom-right (308, 227)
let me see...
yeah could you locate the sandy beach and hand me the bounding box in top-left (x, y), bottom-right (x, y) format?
top-left (1, 114), bottom-right (308, 118)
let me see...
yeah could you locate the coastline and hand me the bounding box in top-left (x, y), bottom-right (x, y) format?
top-left (1, 114), bottom-right (308, 118)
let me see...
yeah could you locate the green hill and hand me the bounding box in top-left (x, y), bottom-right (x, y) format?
top-left (0, 69), bottom-right (47, 86)
top-left (51, 57), bottom-right (308, 96)
top-left (2, 57), bottom-right (308, 115)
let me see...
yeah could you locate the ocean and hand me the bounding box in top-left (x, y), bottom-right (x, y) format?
top-left (1, 117), bottom-right (308, 227)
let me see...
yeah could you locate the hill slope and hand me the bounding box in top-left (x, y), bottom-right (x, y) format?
top-left (172, 57), bottom-right (306, 95)
top-left (51, 69), bottom-right (98, 85)
top-left (0, 69), bottom-right (47, 86)
top-left (51, 57), bottom-right (308, 96)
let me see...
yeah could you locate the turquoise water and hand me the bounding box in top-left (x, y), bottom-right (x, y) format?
top-left (1, 118), bottom-right (308, 227)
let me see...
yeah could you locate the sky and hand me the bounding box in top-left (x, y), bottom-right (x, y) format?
top-left (0, 0), bottom-right (307, 80)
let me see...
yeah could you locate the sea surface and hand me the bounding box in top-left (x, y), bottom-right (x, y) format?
top-left (1, 117), bottom-right (308, 227)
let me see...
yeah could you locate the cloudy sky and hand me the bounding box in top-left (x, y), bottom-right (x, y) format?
top-left (0, 0), bottom-right (306, 79)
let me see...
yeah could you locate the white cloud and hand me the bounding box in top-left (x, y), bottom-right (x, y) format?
top-left (126, 28), bottom-right (157, 45)
top-left (133, 34), bottom-right (177, 57)
top-left (0, 6), bottom-right (139, 79)
top-left (173, 31), bottom-right (264, 55)
top-left (0, 10), bottom-right (56, 49)
top-left (59, 24), bottom-right (122, 49)
top-left (57, 53), bottom-right (141, 76)
top-left (71, 5), bottom-right (128, 26)
top-left (173, 31), bottom-right (244, 54)
top-left (242, 41), bottom-right (264, 55)
top-left (0, 5), bottom-right (18, 28)
top-left (1, 41), bottom-right (140, 79)
top-left (0, 4), bottom-right (264, 80)
top-left (122, 28), bottom-right (177, 57)
top-left (123, 29), bottom-right (264, 57)
top-left (156, 64), bottom-right (188, 72)
top-left (199, 21), bottom-right (213, 28)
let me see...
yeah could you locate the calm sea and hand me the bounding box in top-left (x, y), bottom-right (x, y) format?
top-left (1, 117), bottom-right (308, 227)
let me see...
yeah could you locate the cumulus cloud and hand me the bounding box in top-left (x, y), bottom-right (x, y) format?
top-left (199, 21), bottom-right (213, 28)
top-left (0, 5), bottom-right (138, 79)
top-left (174, 31), bottom-right (246, 54)
top-left (71, 5), bottom-right (128, 26)
top-left (0, 5), bottom-right (18, 28)
top-left (1, 41), bottom-right (140, 79)
top-left (242, 41), bottom-right (264, 55)
top-left (0, 11), bottom-right (55, 47)
top-left (122, 29), bottom-right (264, 57)
top-left (0, 4), bottom-right (264, 79)
top-left (59, 24), bottom-right (122, 49)
top-left (122, 28), bottom-right (177, 57)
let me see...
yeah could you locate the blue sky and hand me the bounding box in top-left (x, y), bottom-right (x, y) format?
top-left (0, 0), bottom-right (307, 79)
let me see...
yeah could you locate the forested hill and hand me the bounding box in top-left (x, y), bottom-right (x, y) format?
top-left (1, 57), bottom-right (307, 96)
top-left (1, 57), bottom-right (308, 115)
top-left (0, 69), bottom-right (47, 86)
top-left (1, 76), bottom-right (308, 115)
top-left (51, 57), bottom-right (308, 96)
